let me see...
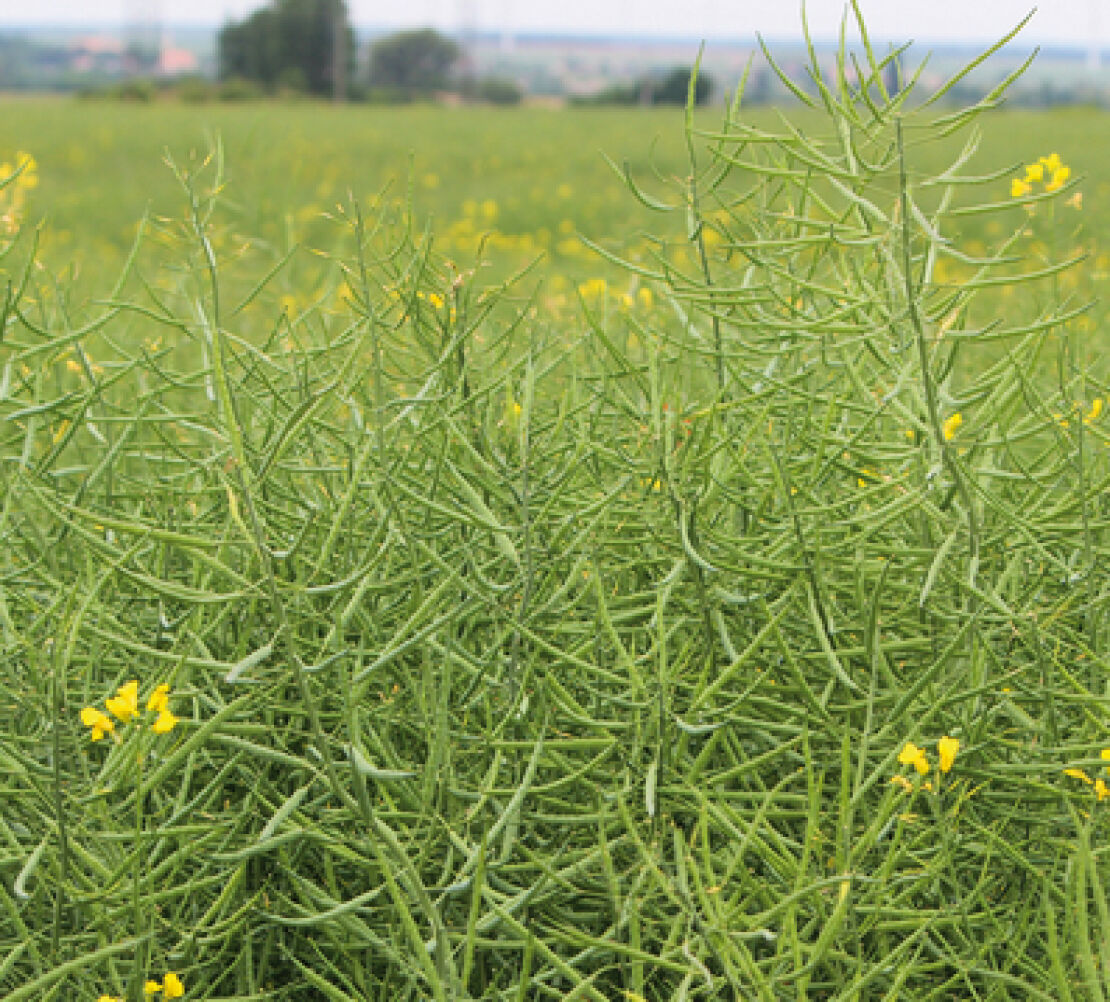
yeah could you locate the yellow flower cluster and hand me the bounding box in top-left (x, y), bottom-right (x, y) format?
top-left (0, 151), bottom-right (38, 236)
top-left (1053, 398), bottom-right (1105, 430)
top-left (895, 736), bottom-right (959, 784)
top-left (81, 681), bottom-right (178, 742)
top-left (1063, 748), bottom-right (1110, 802)
top-left (1010, 153), bottom-right (1071, 199)
top-left (99, 971), bottom-right (184, 1000)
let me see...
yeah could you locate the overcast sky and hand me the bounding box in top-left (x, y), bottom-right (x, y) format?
top-left (0, 0), bottom-right (1100, 46)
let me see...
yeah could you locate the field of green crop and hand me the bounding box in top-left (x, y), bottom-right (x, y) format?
top-left (3, 26), bottom-right (1110, 1001)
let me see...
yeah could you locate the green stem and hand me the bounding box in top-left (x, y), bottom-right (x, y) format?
top-left (49, 642), bottom-right (68, 963)
top-left (130, 744), bottom-right (146, 1002)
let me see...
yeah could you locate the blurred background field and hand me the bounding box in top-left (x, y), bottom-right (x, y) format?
top-left (3, 97), bottom-right (1108, 362)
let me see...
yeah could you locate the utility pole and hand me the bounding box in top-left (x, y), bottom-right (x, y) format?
top-left (124, 0), bottom-right (162, 75)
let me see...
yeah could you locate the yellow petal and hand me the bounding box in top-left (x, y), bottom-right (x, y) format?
top-left (1010, 178), bottom-right (1031, 199)
top-left (106, 680), bottom-right (139, 722)
top-left (146, 683), bottom-right (171, 713)
top-left (1064, 767), bottom-right (1093, 784)
top-left (942, 412), bottom-right (963, 441)
top-left (151, 710), bottom-right (179, 735)
top-left (1023, 163), bottom-right (1044, 182)
top-left (144, 980), bottom-right (162, 994)
top-left (162, 971), bottom-right (185, 998)
top-left (1040, 152), bottom-right (1062, 173)
top-left (1096, 779), bottom-right (1109, 802)
top-left (897, 742), bottom-right (923, 766)
top-left (937, 735), bottom-right (960, 774)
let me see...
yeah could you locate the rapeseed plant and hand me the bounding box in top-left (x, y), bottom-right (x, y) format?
top-left (1010, 153), bottom-right (1072, 199)
top-left (897, 742), bottom-right (930, 776)
top-left (0, 150), bottom-right (37, 235)
top-left (81, 681), bottom-right (179, 742)
top-left (896, 737), bottom-right (959, 785)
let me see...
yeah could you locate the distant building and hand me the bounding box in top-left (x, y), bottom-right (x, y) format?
top-left (158, 39), bottom-right (199, 76)
top-left (70, 35), bottom-right (126, 75)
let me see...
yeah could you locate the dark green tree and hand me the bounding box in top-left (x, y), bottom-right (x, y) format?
top-left (368, 29), bottom-right (460, 96)
top-left (218, 0), bottom-right (354, 98)
top-left (652, 66), bottom-right (714, 106)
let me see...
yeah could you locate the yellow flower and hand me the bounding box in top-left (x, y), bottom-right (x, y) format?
top-left (1045, 166), bottom-right (1071, 193)
top-left (1023, 163), bottom-right (1044, 183)
top-left (897, 741), bottom-right (930, 776)
top-left (942, 412), bottom-right (963, 441)
top-left (637, 286), bottom-right (654, 309)
top-left (105, 680), bottom-right (140, 723)
top-left (146, 683), bottom-right (171, 713)
top-left (890, 774), bottom-right (914, 793)
top-left (151, 710), bottom-right (179, 735)
top-left (162, 971), bottom-right (185, 998)
top-left (1083, 398), bottom-right (1102, 425)
top-left (98, 996), bottom-right (123, 1002)
top-left (577, 277), bottom-right (607, 300)
top-left (144, 980), bottom-right (163, 995)
top-left (1096, 779), bottom-right (1110, 802)
top-left (80, 706), bottom-right (114, 742)
top-left (1040, 152), bottom-right (1063, 174)
top-left (14, 152), bottom-right (37, 189)
top-left (1010, 178), bottom-right (1032, 199)
top-left (427, 292), bottom-right (445, 310)
top-left (1102, 748), bottom-right (1110, 771)
top-left (937, 735), bottom-right (960, 774)
top-left (1064, 767), bottom-right (1093, 785)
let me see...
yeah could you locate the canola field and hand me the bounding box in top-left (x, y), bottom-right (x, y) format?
top-left (3, 40), bottom-right (1110, 1000)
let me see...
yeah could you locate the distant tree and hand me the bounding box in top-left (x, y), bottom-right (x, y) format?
top-left (652, 66), bottom-right (713, 106)
top-left (573, 67), bottom-right (714, 108)
top-left (368, 29), bottom-right (460, 96)
top-left (475, 76), bottom-right (523, 105)
top-left (218, 0), bottom-right (354, 98)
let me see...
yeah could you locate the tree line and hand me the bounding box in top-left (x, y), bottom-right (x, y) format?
top-left (217, 0), bottom-right (714, 105)
top-left (218, 0), bottom-right (497, 101)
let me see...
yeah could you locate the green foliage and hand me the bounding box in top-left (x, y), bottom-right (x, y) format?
top-left (474, 75), bottom-right (524, 106)
top-left (1, 11), bottom-right (1110, 1000)
top-left (367, 28), bottom-right (461, 96)
top-left (653, 64), bottom-right (713, 104)
top-left (574, 64), bottom-right (715, 106)
top-left (218, 0), bottom-right (355, 97)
